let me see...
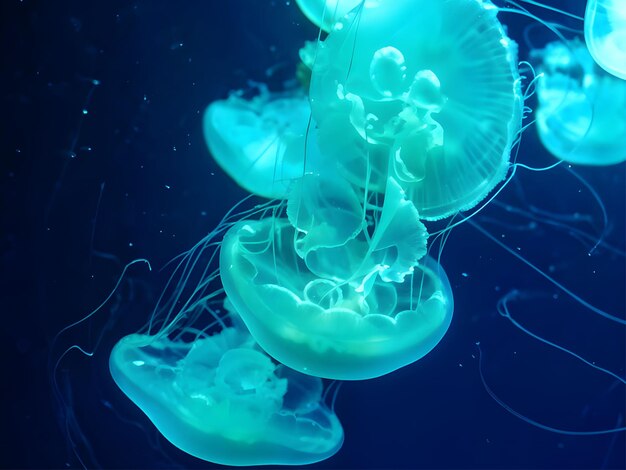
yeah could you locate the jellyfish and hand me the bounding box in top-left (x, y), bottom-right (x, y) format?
top-left (532, 39), bottom-right (626, 166)
top-left (584, 0), bottom-right (626, 80)
top-left (45, 0), bottom-right (626, 467)
top-left (294, 0), bottom-right (364, 32)
top-left (220, 215), bottom-right (453, 381)
top-left (308, 0), bottom-right (523, 220)
top-left (203, 84), bottom-right (321, 198)
top-left (109, 320), bottom-right (344, 466)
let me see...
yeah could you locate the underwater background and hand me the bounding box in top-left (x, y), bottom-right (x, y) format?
top-left (1, 0), bottom-right (625, 468)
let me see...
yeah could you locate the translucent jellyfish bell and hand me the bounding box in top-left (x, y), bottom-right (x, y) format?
top-left (220, 218), bottom-right (453, 380)
top-left (109, 325), bottom-right (343, 466)
top-left (309, 0), bottom-right (522, 220)
top-left (532, 40), bottom-right (626, 166)
top-left (295, 0), bottom-right (364, 32)
top-left (203, 85), bottom-right (320, 198)
top-left (585, 0), bottom-right (626, 80)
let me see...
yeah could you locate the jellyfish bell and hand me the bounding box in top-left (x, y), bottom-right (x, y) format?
top-left (308, 0), bottom-right (523, 220)
top-left (585, 0), bottom-right (626, 80)
top-left (109, 324), bottom-right (344, 466)
top-left (219, 217), bottom-right (453, 381)
top-left (532, 39), bottom-right (626, 166)
top-left (203, 85), bottom-right (321, 199)
top-left (295, 0), bottom-right (365, 32)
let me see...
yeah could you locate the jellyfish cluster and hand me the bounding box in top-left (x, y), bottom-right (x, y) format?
top-left (108, 0), bottom-right (626, 466)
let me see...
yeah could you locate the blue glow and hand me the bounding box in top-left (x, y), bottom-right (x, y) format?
top-left (6, 1), bottom-right (622, 468)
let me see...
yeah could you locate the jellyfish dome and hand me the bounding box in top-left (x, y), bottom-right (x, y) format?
top-left (295, 0), bottom-right (364, 32)
top-left (109, 325), bottom-right (344, 466)
top-left (308, 0), bottom-right (522, 220)
top-left (532, 40), bottom-right (626, 166)
top-left (585, 0), bottom-right (626, 80)
top-left (203, 85), bottom-right (321, 199)
top-left (220, 216), bottom-right (453, 381)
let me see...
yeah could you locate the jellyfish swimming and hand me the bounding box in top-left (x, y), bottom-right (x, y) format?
top-left (110, 319), bottom-right (344, 466)
top-left (220, 216), bottom-right (453, 380)
top-left (203, 84), bottom-right (321, 198)
top-left (532, 39), bottom-right (626, 166)
top-left (308, 0), bottom-right (523, 220)
top-left (71, 0), bottom-right (623, 467)
top-left (584, 0), bottom-right (626, 80)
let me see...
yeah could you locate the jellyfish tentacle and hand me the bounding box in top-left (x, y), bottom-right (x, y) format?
top-left (476, 342), bottom-right (626, 435)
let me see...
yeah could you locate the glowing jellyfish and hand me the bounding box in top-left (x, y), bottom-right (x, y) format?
top-left (532, 40), bottom-right (626, 166)
top-left (295, 0), bottom-right (364, 32)
top-left (109, 324), bottom-right (344, 466)
top-left (308, 0), bottom-right (522, 220)
top-left (220, 216), bottom-right (453, 381)
top-left (585, 0), bottom-right (626, 80)
top-left (203, 85), bottom-right (321, 199)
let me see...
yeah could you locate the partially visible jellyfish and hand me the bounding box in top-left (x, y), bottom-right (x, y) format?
top-left (295, 0), bottom-right (364, 32)
top-left (532, 39), bottom-right (626, 166)
top-left (203, 84), bottom-right (321, 198)
top-left (585, 0), bottom-right (626, 80)
top-left (308, 0), bottom-right (523, 220)
top-left (220, 214), bottom-right (453, 381)
top-left (110, 316), bottom-right (344, 466)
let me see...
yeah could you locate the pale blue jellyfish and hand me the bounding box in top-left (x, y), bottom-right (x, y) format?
top-left (532, 39), bottom-right (626, 166)
top-left (203, 85), bottom-right (321, 199)
top-left (295, 0), bottom-right (364, 32)
top-left (585, 0), bottom-right (626, 80)
top-left (308, 0), bottom-right (523, 220)
top-left (110, 320), bottom-right (344, 466)
top-left (220, 215), bottom-right (453, 381)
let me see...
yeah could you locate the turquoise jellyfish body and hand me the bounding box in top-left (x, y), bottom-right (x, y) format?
top-left (206, 80), bottom-right (455, 382)
top-left (294, 0), bottom-right (364, 32)
top-left (215, 0), bottom-right (524, 380)
top-left (585, 0), bottom-right (626, 80)
top-left (110, 321), bottom-right (344, 466)
top-left (308, 0), bottom-right (523, 220)
top-left (203, 85), bottom-right (320, 198)
top-left (532, 39), bottom-right (626, 166)
top-left (220, 216), bottom-right (453, 381)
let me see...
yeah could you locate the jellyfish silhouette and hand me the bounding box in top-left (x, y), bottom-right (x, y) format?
top-left (532, 39), bottom-right (626, 166)
top-left (308, 0), bottom-right (523, 220)
top-left (110, 319), bottom-right (344, 466)
top-left (585, 0), bottom-right (626, 80)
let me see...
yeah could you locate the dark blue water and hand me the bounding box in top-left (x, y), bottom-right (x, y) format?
top-left (2, 1), bottom-right (624, 468)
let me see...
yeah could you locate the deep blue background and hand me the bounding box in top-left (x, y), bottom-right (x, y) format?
top-left (1, 0), bottom-right (624, 468)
